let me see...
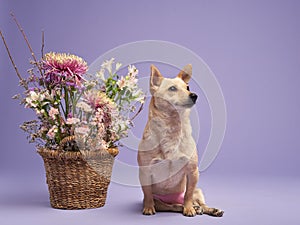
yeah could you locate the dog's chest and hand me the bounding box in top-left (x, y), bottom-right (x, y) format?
top-left (159, 121), bottom-right (195, 160)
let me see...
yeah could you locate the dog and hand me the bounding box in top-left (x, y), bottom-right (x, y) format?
top-left (138, 64), bottom-right (224, 217)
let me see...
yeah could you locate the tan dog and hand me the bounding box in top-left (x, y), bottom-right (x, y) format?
top-left (138, 65), bottom-right (224, 217)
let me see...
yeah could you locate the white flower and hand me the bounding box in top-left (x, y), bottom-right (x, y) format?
top-left (85, 80), bottom-right (97, 89)
top-left (36, 108), bottom-right (45, 115)
top-left (25, 99), bottom-right (36, 108)
top-left (30, 91), bottom-right (39, 101)
top-left (101, 58), bottom-right (115, 74)
top-left (25, 91), bottom-right (46, 108)
top-left (112, 117), bottom-right (130, 135)
top-left (126, 76), bottom-right (138, 91)
top-left (119, 120), bottom-right (128, 131)
top-left (116, 76), bottom-right (126, 90)
top-left (128, 65), bottom-right (138, 77)
top-left (25, 91), bottom-right (38, 107)
top-left (133, 89), bottom-right (145, 103)
top-left (77, 101), bottom-right (92, 113)
top-left (96, 68), bottom-right (105, 80)
top-left (115, 62), bottom-right (122, 71)
top-left (66, 117), bottom-right (80, 125)
top-left (44, 91), bottom-right (52, 101)
top-left (116, 75), bottom-right (138, 91)
top-left (39, 93), bottom-right (45, 100)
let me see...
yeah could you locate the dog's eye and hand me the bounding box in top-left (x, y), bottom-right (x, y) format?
top-left (168, 86), bottom-right (177, 91)
top-left (187, 85), bottom-right (190, 91)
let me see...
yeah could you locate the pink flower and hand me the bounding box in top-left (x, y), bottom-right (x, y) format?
top-left (84, 90), bottom-right (116, 112)
top-left (42, 52), bottom-right (88, 88)
top-left (83, 90), bottom-right (118, 135)
top-left (47, 125), bottom-right (58, 139)
top-left (66, 117), bottom-right (80, 125)
top-left (49, 107), bottom-right (59, 120)
top-left (75, 126), bottom-right (90, 135)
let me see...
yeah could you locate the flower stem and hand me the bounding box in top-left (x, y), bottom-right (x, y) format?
top-left (64, 87), bottom-right (69, 119)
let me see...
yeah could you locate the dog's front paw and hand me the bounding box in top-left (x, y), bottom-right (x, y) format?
top-left (183, 206), bottom-right (196, 217)
top-left (143, 206), bottom-right (156, 215)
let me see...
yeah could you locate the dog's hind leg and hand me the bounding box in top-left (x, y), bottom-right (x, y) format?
top-left (193, 188), bottom-right (224, 217)
top-left (154, 199), bottom-right (183, 212)
top-left (153, 197), bottom-right (205, 214)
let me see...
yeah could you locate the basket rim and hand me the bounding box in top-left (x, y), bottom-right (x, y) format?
top-left (37, 147), bottom-right (119, 160)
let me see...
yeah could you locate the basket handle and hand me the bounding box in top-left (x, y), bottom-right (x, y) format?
top-left (59, 136), bottom-right (119, 157)
top-left (59, 135), bottom-right (76, 151)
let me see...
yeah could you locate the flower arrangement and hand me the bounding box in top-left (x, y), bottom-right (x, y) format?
top-left (1, 13), bottom-right (145, 210)
top-left (1, 16), bottom-right (145, 152)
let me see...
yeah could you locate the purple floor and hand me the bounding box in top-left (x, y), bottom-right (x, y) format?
top-left (1, 172), bottom-right (299, 225)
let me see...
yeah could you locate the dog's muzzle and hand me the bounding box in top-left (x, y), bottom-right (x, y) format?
top-left (189, 93), bottom-right (198, 104)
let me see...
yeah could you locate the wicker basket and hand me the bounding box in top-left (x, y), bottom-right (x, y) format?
top-left (38, 146), bottom-right (119, 209)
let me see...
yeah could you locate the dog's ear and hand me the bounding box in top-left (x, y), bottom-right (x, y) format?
top-left (150, 65), bottom-right (163, 94)
top-left (177, 64), bottom-right (192, 84)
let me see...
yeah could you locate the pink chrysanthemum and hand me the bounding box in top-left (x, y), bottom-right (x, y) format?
top-left (42, 52), bottom-right (88, 88)
top-left (83, 90), bottom-right (117, 128)
top-left (84, 90), bottom-right (115, 111)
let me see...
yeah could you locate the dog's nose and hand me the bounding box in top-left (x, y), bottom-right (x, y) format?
top-left (189, 93), bottom-right (198, 103)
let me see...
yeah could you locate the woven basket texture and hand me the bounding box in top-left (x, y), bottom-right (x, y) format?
top-left (38, 147), bottom-right (118, 209)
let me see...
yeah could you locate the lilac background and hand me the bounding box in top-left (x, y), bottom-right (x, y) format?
top-left (1, 0), bottom-right (300, 224)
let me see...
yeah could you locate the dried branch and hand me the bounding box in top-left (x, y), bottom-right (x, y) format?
top-left (130, 99), bottom-right (145, 121)
top-left (0, 29), bottom-right (26, 84)
top-left (10, 12), bottom-right (43, 75)
top-left (41, 30), bottom-right (45, 58)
